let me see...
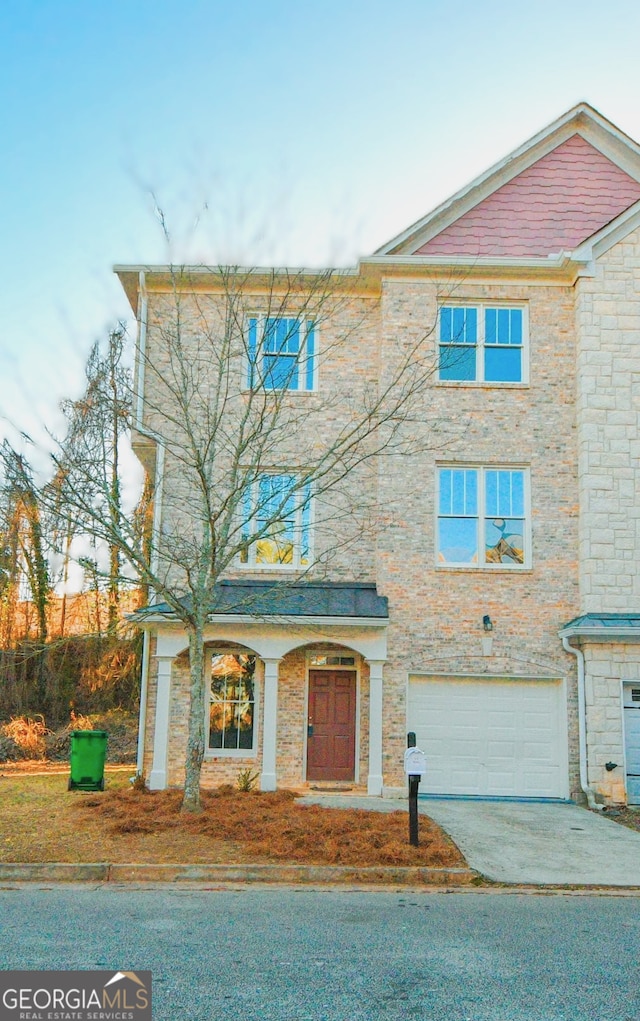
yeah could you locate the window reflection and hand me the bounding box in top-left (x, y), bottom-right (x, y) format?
top-left (209, 653), bottom-right (256, 751)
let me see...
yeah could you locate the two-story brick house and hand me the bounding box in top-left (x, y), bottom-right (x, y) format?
top-left (117, 102), bottom-right (640, 806)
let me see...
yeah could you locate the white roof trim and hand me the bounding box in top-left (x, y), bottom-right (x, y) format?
top-left (133, 612), bottom-right (389, 629)
top-left (361, 253), bottom-right (580, 270)
top-left (559, 624), bottom-right (640, 641)
top-left (376, 102), bottom-right (640, 257)
top-left (572, 198), bottom-right (640, 262)
top-left (114, 264), bottom-right (357, 278)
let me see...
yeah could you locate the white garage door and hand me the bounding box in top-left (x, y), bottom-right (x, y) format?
top-left (408, 675), bottom-right (568, 799)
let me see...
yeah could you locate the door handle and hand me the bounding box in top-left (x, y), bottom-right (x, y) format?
top-left (307, 723), bottom-right (314, 738)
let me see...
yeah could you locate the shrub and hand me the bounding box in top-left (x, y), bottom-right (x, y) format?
top-left (0, 715), bottom-right (49, 759)
top-left (44, 708), bottom-right (138, 763)
top-left (0, 733), bottom-right (22, 761)
top-left (236, 768), bottom-right (260, 792)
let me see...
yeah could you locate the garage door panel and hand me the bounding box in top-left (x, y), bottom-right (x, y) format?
top-left (523, 742), bottom-right (555, 760)
top-left (488, 742), bottom-right (517, 758)
top-left (408, 676), bottom-right (567, 799)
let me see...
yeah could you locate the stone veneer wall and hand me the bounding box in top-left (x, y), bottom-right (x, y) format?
top-left (575, 228), bottom-right (640, 610)
top-left (582, 642), bottom-right (636, 803)
top-left (573, 230), bottom-right (640, 804)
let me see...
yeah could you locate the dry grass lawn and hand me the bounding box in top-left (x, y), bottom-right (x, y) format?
top-left (0, 770), bottom-right (464, 868)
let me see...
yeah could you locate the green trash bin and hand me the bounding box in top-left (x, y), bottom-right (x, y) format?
top-left (68, 730), bottom-right (108, 791)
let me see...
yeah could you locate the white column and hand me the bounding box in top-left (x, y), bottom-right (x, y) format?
top-left (148, 656), bottom-right (173, 790)
top-left (366, 659), bottom-right (385, 796)
top-left (260, 658), bottom-right (281, 792)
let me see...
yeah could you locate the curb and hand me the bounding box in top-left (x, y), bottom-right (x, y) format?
top-left (0, 862), bottom-right (478, 886)
top-left (0, 863), bottom-right (110, 882)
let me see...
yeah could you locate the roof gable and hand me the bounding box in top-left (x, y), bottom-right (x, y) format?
top-left (416, 135), bottom-right (640, 258)
top-left (377, 103), bottom-right (640, 260)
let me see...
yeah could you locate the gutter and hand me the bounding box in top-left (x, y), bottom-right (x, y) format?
top-left (135, 271), bottom-right (148, 429)
top-left (561, 634), bottom-right (603, 810)
top-left (131, 612), bottom-right (390, 629)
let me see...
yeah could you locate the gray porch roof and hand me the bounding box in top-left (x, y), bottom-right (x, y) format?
top-left (137, 580), bottom-right (389, 621)
top-left (560, 612), bottom-right (640, 639)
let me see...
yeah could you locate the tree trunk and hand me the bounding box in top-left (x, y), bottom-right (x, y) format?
top-left (181, 621), bottom-right (206, 812)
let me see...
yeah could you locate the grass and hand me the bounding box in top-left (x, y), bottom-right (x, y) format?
top-left (0, 771), bottom-right (465, 868)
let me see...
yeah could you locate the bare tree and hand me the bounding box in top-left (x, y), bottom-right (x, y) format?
top-left (48, 261), bottom-right (454, 811)
top-left (0, 445), bottom-right (52, 710)
top-left (0, 445), bottom-right (50, 647)
top-left (52, 328), bottom-right (132, 631)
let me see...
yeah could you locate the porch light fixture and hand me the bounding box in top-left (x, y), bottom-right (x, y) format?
top-left (482, 615), bottom-right (493, 632)
top-left (605, 762), bottom-right (618, 772)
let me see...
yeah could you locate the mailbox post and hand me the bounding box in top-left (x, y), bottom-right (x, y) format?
top-left (404, 732), bottom-right (427, 847)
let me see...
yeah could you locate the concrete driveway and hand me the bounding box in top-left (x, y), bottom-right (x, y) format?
top-left (299, 794), bottom-right (640, 886)
top-left (422, 799), bottom-right (640, 886)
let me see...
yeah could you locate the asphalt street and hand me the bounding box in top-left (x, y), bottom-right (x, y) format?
top-left (0, 886), bottom-right (638, 1021)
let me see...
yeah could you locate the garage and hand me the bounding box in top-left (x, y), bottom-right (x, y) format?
top-left (407, 675), bottom-right (568, 799)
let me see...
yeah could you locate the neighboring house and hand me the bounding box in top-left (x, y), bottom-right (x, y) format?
top-left (116, 102), bottom-right (640, 806)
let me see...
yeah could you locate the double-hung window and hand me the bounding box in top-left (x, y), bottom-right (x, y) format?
top-left (240, 473), bottom-right (312, 568)
top-left (247, 317), bottom-right (316, 391)
top-left (439, 305), bottom-right (526, 383)
top-left (208, 653), bottom-right (256, 755)
top-left (437, 466), bottom-right (528, 568)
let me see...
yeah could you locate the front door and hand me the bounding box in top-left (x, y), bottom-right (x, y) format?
top-left (624, 682), bottom-right (640, 805)
top-left (307, 670), bottom-right (356, 781)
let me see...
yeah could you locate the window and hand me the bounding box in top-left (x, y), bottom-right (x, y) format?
top-left (240, 473), bottom-right (311, 568)
top-left (437, 467), bottom-right (528, 567)
top-left (247, 316), bottom-right (316, 391)
top-left (208, 653), bottom-right (256, 754)
top-left (439, 305), bottom-right (525, 383)
top-left (308, 654), bottom-right (356, 667)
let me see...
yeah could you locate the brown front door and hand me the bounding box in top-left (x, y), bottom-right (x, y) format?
top-left (306, 670), bottom-right (357, 781)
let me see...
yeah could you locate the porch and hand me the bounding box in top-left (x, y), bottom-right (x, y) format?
top-left (136, 581), bottom-right (389, 796)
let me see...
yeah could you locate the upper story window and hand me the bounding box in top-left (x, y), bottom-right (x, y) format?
top-left (439, 305), bottom-right (526, 383)
top-left (247, 317), bottom-right (316, 391)
top-left (437, 466), bottom-right (528, 568)
top-left (240, 473), bottom-right (311, 569)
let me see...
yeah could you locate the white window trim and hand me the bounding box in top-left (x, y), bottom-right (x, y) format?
top-left (437, 302), bottom-right (529, 385)
top-left (245, 315), bottom-right (319, 393)
top-left (238, 472), bottom-right (314, 572)
top-left (435, 464), bottom-right (531, 570)
top-left (204, 650), bottom-right (260, 759)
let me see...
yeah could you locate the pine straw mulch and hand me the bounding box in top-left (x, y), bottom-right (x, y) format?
top-left (78, 785), bottom-right (464, 867)
top-left (0, 773), bottom-right (464, 868)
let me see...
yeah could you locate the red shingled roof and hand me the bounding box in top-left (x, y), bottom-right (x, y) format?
top-left (415, 135), bottom-right (640, 258)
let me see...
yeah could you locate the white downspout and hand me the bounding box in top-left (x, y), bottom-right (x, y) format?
top-left (561, 634), bottom-right (603, 810)
top-left (135, 271), bottom-right (148, 430)
top-left (133, 270), bottom-right (166, 778)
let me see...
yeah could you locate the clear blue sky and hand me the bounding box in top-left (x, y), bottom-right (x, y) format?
top-left (2, 0), bottom-right (640, 443)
